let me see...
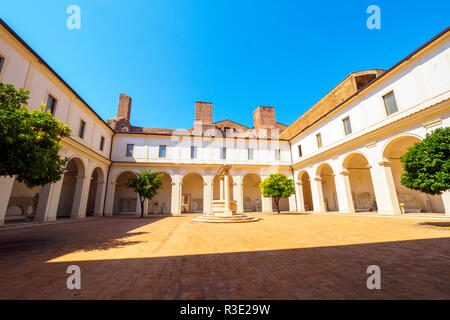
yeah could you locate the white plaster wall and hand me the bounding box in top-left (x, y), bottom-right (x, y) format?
top-left (290, 40), bottom-right (450, 163)
top-left (112, 134), bottom-right (291, 165)
top-left (0, 31), bottom-right (113, 160)
top-left (0, 36), bottom-right (29, 87)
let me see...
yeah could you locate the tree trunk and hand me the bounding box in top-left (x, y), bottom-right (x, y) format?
top-left (275, 197), bottom-right (281, 214)
top-left (139, 196), bottom-right (145, 218)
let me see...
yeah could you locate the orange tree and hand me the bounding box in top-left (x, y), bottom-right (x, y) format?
top-left (125, 170), bottom-right (163, 218)
top-left (260, 173), bottom-right (295, 214)
top-left (400, 127), bottom-right (450, 195)
top-left (0, 83), bottom-right (71, 188)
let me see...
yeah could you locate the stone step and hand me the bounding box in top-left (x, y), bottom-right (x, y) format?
top-left (199, 215), bottom-right (253, 219)
top-left (192, 214), bottom-right (260, 223)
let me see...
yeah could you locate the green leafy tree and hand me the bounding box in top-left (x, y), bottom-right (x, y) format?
top-left (260, 173), bottom-right (295, 214)
top-left (125, 170), bottom-right (163, 218)
top-left (0, 83), bottom-right (71, 188)
top-left (400, 127), bottom-right (450, 195)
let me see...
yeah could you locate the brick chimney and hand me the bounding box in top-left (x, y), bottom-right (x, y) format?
top-left (117, 94), bottom-right (132, 120)
top-left (193, 101), bottom-right (215, 135)
top-left (195, 101), bottom-right (213, 125)
top-left (253, 106), bottom-right (276, 129)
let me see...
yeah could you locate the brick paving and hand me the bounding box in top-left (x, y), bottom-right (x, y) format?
top-left (0, 213), bottom-right (449, 299)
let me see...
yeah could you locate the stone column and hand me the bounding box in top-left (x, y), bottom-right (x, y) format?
top-left (233, 176), bottom-right (244, 214)
top-left (441, 191), bottom-right (450, 216)
top-left (79, 175), bottom-right (92, 219)
top-left (311, 177), bottom-right (326, 213)
top-left (104, 182), bottom-right (116, 216)
top-left (0, 176), bottom-right (15, 225)
top-left (170, 175), bottom-right (182, 215)
top-left (135, 196), bottom-right (141, 216)
top-left (71, 175), bottom-right (88, 219)
top-left (295, 182), bottom-right (305, 212)
top-left (35, 179), bottom-right (64, 222)
top-left (289, 194), bottom-right (297, 212)
top-left (260, 174), bottom-right (273, 213)
top-left (203, 175), bottom-right (213, 214)
top-left (262, 197), bottom-right (273, 213)
top-left (259, 175), bottom-right (271, 213)
top-left (371, 161), bottom-right (401, 215)
top-left (224, 172), bottom-right (232, 215)
top-left (144, 198), bottom-right (150, 216)
top-left (336, 171), bottom-right (355, 214)
top-left (219, 176), bottom-right (224, 200)
top-left (93, 181), bottom-right (106, 216)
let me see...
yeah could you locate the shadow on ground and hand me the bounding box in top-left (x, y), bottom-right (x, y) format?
top-left (419, 222), bottom-right (450, 229)
top-left (0, 216), bottom-right (449, 299)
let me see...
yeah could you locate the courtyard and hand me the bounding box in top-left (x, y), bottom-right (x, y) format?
top-left (0, 214), bottom-right (450, 299)
top-left (0, 213), bottom-right (449, 300)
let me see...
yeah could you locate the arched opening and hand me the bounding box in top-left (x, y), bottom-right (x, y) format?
top-left (298, 171), bottom-right (313, 211)
top-left (181, 172), bottom-right (204, 213)
top-left (317, 163), bottom-right (339, 211)
top-left (85, 167), bottom-right (105, 217)
top-left (242, 173), bottom-right (262, 212)
top-left (383, 135), bottom-right (445, 214)
top-left (113, 171), bottom-right (138, 215)
top-left (5, 180), bottom-right (42, 223)
top-left (343, 153), bottom-right (377, 212)
top-left (57, 157), bottom-right (85, 219)
top-left (149, 172), bottom-right (172, 214)
top-left (213, 174), bottom-right (234, 201)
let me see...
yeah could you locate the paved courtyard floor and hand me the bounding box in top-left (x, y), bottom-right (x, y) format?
top-left (0, 213), bottom-right (449, 299)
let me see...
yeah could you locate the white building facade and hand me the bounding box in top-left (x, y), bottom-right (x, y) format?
top-left (0, 20), bottom-right (449, 225)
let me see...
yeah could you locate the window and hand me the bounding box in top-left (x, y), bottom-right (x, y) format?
top-left (298, 145), bottom-right (302, 157)
top-left (45, 95), bottom-right (57, 115)
top-left (221, 147), bottom-right (227, 160)
top-left (126, 144), bottom-right (134, 157)
top-left (0, 56), bottom-right (4, 75)
top-left (248, 148), bottom-right (254, 160)
top-left (190, 146), bottom-right (197, 159)
top-left (78, 120), bottom-right (86, 139)
top-left (275, 149), bottom-right (281, 161)
top-left (343, 117), bottom-right (352, 135)
top-left (99, 136), bottom-right (105, 151)
top-left (159, 145), bottom-right (167, 158)
top-left (316, 133), bottom-right (322, 148)
top-left (383, 91), bottom-right (398, 115)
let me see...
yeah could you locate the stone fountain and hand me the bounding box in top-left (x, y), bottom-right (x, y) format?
top-left (192, 166), bottom-right (260, 223)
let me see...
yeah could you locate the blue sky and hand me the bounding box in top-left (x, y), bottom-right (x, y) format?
top-left (1, 1), bottom-right (449, 129)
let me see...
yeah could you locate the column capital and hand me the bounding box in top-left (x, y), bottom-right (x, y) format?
top-left (296, 181), bottom-right (303, 185)
top-left (378, 161), bottom-right (392, 167)
top-left (340, 170), bottom-right (350, 176)
top-left (314, 177), bottom-right (322, 182)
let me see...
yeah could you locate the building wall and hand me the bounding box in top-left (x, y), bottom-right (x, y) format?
top-left (0, 24), bottom-right (112, 224)
top-left (290, 38), bottom-right (450, 163)
top-left (0, 26), bottom-right (113, 158)
top-left (111, 134), bottom-right (291, 165)
top-left (0, 22), bottom-right (449, 225)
